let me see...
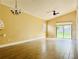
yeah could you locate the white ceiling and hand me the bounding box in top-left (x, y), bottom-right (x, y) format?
top-left (1, 0), bottom-right (77, 20)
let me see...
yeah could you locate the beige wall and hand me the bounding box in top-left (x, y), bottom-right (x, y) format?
top-left (0, 4), bottom-right (44, 45)
top-left (47, 11), bottom-right (77, 40)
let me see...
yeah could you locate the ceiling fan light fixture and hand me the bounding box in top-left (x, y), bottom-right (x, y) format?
top-left (11, 9), bottom-right (21, 15)
top-left (10, 0), bottom-right (21, 15)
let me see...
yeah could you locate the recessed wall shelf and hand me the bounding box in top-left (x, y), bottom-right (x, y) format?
top-left (0, 19), bottom-right (4, 30)
top-left (0, 19), bottom-right (6, 37)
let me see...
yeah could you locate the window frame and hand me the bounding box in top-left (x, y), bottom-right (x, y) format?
top-left (56, 22), bottom-right (72, 39)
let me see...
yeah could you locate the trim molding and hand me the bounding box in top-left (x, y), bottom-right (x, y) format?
top-left (0, 34), bottom-right (45, 48)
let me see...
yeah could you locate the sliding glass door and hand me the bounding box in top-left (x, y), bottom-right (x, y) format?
top-left (56, 24), bottom-right (71, 39)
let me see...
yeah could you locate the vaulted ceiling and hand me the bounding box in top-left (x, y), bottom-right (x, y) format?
top-left (1, 0), bottom-right (77, 20)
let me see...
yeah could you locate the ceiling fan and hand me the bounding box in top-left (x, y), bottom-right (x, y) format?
top-left (47, 10), bottom-right (59, 15)
top-left (52, 10), bottom-right (59, 15)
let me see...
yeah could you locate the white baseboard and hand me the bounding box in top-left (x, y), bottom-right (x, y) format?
top-left (0, 34), bottom-right (45, 48)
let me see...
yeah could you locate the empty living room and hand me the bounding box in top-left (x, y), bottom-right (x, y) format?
top-left (0, 0), bottom-right (78, 59)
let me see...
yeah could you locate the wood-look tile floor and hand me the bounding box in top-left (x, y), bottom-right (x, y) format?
top-left (0, 40), bottom-right (77, 59)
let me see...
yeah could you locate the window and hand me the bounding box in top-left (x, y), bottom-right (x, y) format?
top-left (56, 22), bottom-right (72, 39)
top-left (57, 26), bottom-right (63, 38)
top-left (64, 25), bottom-right (71, 38)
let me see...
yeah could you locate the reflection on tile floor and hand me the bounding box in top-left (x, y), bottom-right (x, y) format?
top-left (0, 39), bottom-right (77, 59)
